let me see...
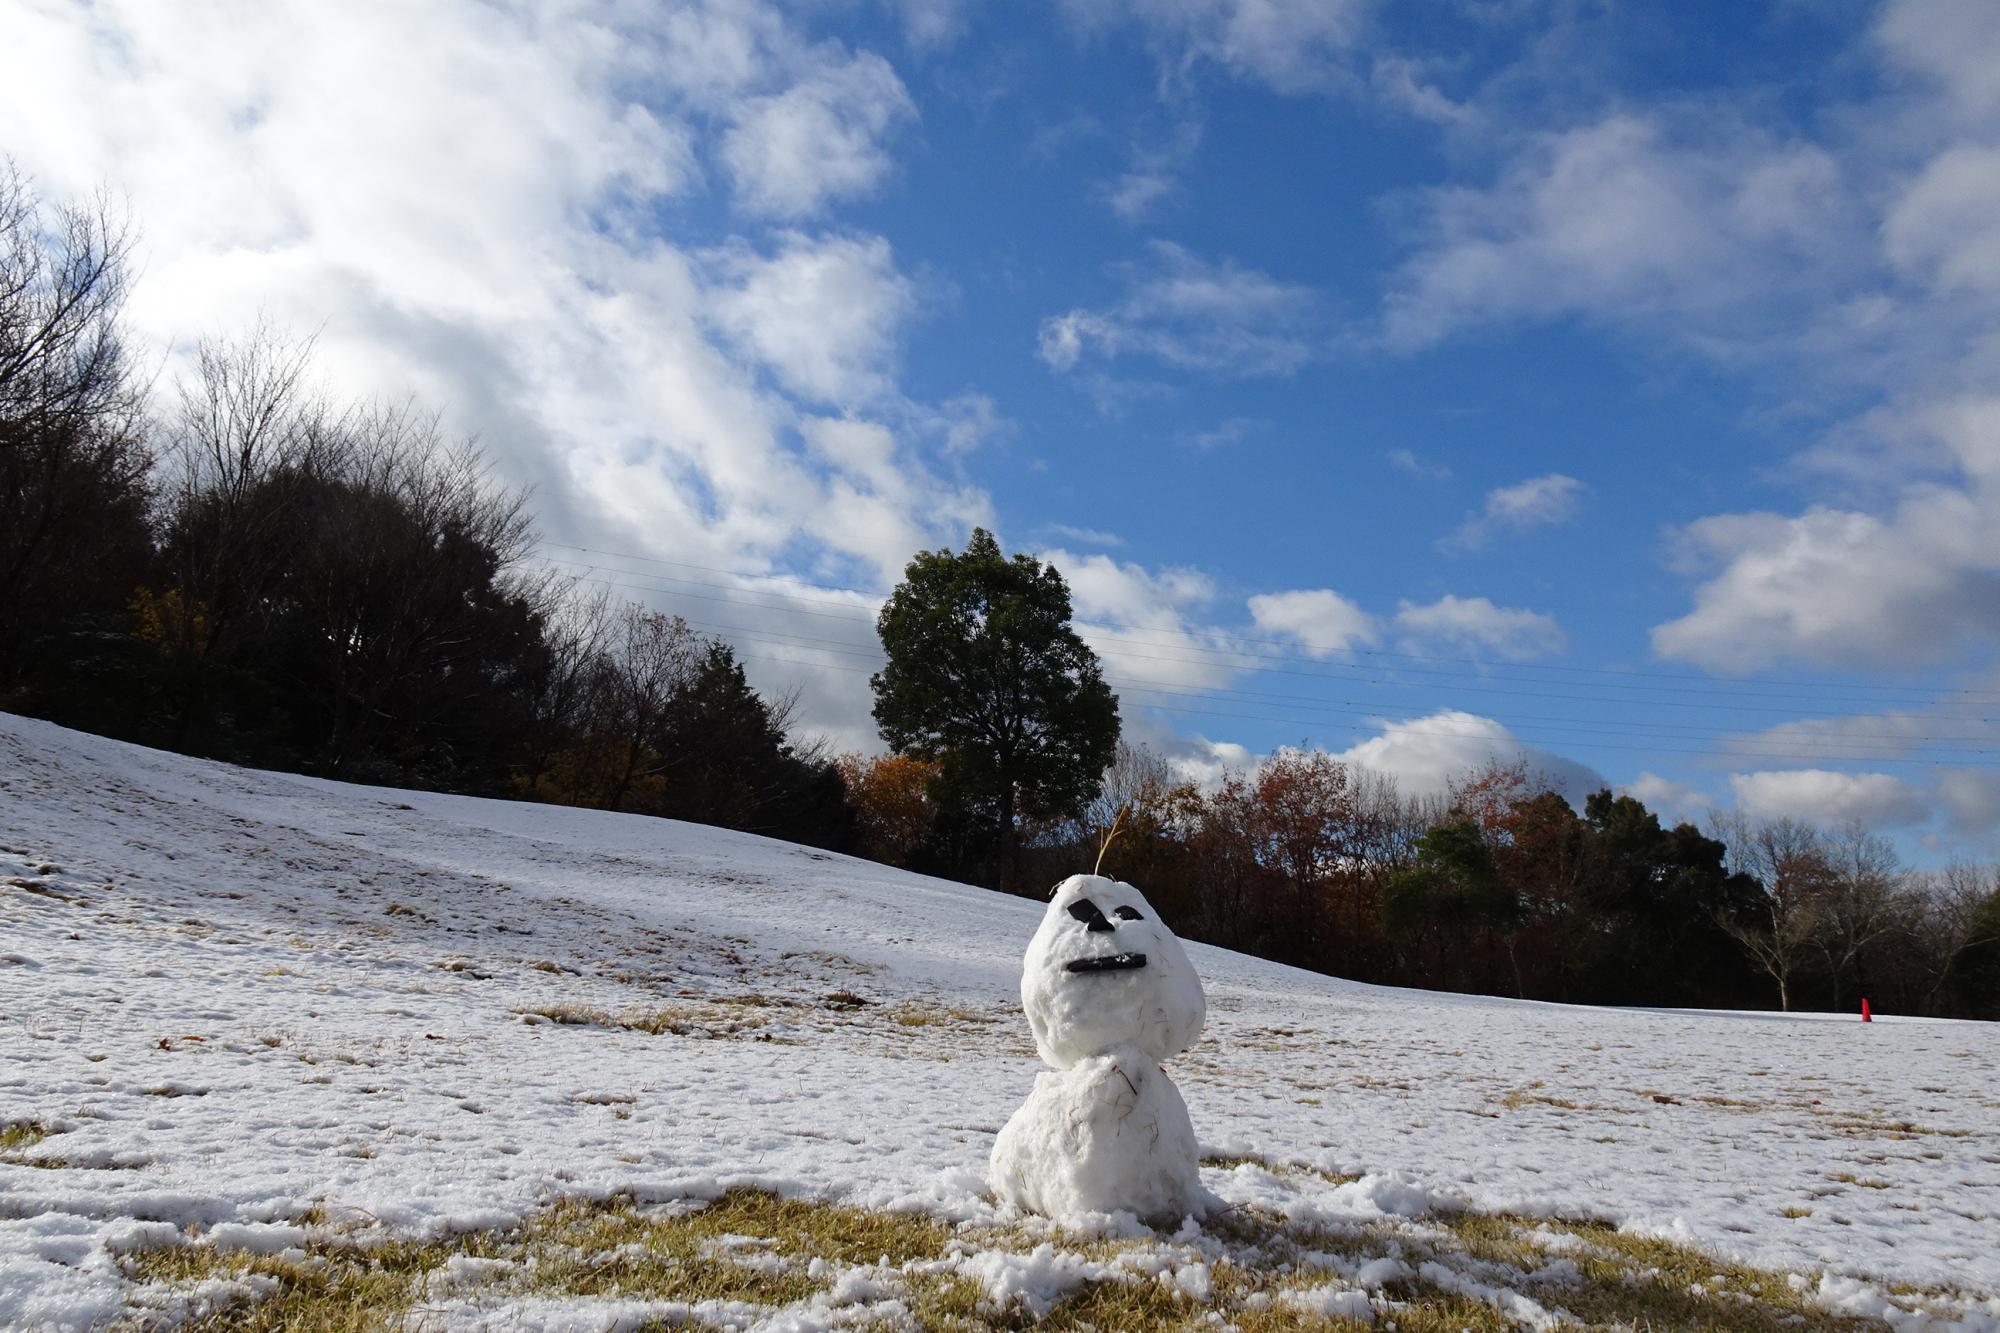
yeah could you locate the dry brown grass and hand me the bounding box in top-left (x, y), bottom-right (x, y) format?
top-left (1, 1120), bottom-right (54, 1153)
top-left (114, 1183), bottom-right (1927, 1332)
top-left (517, 1000), bottom-right (780, 1039)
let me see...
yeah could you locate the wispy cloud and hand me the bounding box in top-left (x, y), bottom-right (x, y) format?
top-left (1061, 0), bottom-right (1374, 95)
top-left (1393, 594), bottom-right (1565, 661)
top-left (1386, 447), bottom-right (1451, 481)
top-left (1380, 115), bottom-right (1852, 355)
top-left (1100, 116), bottom-right (1204, 222)
top-left (1183, 416), bottom-right (1261, 451)
top-left (1044, 523), bottom-right (1126, 548)
top-left (720, 50), bottom-right (916, 218)
top-left (1040, 242), bottom-right (1321, 380)
top-left (1442, 473), bottom-right (1585, 551)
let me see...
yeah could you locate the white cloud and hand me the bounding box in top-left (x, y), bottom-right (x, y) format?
top-left (0, 0), bottom-right (980, 756)
top-left (1045, 523), bottom-right (1126, 547)
top-left (1120, 713), bottom-right (1255, 791)
top-left (1382, 115), bottom-right (1849, 353)
top-left (1063, 0), bottom-right (1373, 94)
top-left (1728, 769), bottom-right (1931, 828)
top-left (705, 232), bottom-right (916, 406)
top-left (1883, 145), bottom-right (2000, 295)
top-left (1937, 767), bottom-right (2000, 835)
top-left (1040, 241), bottom-right (1321, 378)
top-left (1722, 710), bottom-right (1980, 765)
top-left (1334, 710), bottom-right (1604, 804)
top-left (719, 49), bottom-right (915, 218)
top-left (1048, 548), bottom-right (1234, 691)
top-left (1367, 22), bottom-right (2000, 692)
top-left (1651, 490), bottom-right (2000, 672)
top-left (1393, 594), bottom-right (1564, 661)
top-left (1386, 447), bottom-right (1451, 481)
top-left (886, 0), bottom-right (976, 52)
top-left (930, 391), bottom-right (1007, 456)
top-left (1443, 473), bottom-right (1584, 551)
top-left (1621, 772), bottom-right (1713, 827)
top-left (1106, 170), bottom-right (1175, 220)
top-left (1100, 117), bottom-right (1203, 222)
top-left (1247, 588), bottom-right (1379, 656)
top-left (1877, 0), bottom-right (2000, 121)
top-left (1185, 417), bottom-right (1261, 451)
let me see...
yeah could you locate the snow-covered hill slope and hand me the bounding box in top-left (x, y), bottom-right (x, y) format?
top-left (2, 713), bottom-right (1997, 1330)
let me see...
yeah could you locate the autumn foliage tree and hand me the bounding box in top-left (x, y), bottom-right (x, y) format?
top-left (839, 752), bottom-right (943, 866)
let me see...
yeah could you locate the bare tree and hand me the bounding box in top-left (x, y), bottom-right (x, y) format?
top-left (520, 583), bottom-right (613, 786)
top-left (1815, 822), bottom-right (1907, 1011)
top-left (157, 323), bottom-right (332, 659)
top-left (1082, 740), bottom-right (1175, 844)
top-left (1711, 813), bottom-right (1831, 1012)
top-left (155, 332), bottom-right (555, 774)
top-left (1905, 862), bottom-right (1997, 1014)
top-left (591, 608), bottom-right (705, 810)
top-left (0, 161), bottom-right (139, 444)
top-left (0, 162), bottom-right (150, 673)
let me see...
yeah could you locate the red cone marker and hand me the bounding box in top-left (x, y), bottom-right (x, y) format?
top-left (1861, 997), bottom-right (1872, 1022)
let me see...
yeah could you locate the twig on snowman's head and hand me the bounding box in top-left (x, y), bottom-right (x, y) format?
top-left (1093, 804), bottom-right (1129, 876)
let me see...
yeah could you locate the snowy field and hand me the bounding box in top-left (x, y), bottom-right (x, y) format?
top-left (3, 713), bottom-right (1998, 1331)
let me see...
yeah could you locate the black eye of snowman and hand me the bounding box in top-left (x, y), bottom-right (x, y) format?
top-left (1114, 906), bottom-right (1142, 921)
top-left (1064, 898), bottom-right (1149, 973)
top-left (1066, 899), bottom-right (1115, 932)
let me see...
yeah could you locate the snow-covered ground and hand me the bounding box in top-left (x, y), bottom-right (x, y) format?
top-left (3, 713), bottom-right (1997, 1330)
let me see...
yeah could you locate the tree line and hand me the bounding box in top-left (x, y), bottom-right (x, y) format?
top-left (1, 164), bottom-right (850, 842)
top-left (840, 740), bottom-right (2000, 1019)
top-left (5, 164), bottom-right (1997, 1019)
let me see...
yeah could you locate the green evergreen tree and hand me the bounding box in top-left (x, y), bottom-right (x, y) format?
top-left (1944, 888), bottom-right (2000, 1019)
top-left (871, 528), bottom-right (1119, 888)
top-left (1384, 819), bottom-right (1523, 994)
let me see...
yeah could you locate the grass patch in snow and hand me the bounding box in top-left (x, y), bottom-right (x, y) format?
top-left (123, 1188), bottom-right (949, 1329)
top-left (887, 1000), bottom-right (995, 1028)
top-left (1, 1119), bottom-right (54, 1153)
top-left (117, 1186), bottom-right (1922, 1331)
top-left (517, 1001), bottom-right (778, 1039)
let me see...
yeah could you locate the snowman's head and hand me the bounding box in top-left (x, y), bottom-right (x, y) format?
top-left (1020, 873), bottom-right (1205, 1069)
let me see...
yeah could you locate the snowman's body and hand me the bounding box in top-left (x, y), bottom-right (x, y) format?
top-left (989, 874), bottom-right (1209, 1224)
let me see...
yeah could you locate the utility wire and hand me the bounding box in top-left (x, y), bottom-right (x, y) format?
top-left (538, 541), bottom-right (2000, 705)
top-left (545, 563), bottom-right (1999, 726)
top-left (553, 570), bottom-right (2000, 769)
top-left (662, 608), bottom-right (2000, 754)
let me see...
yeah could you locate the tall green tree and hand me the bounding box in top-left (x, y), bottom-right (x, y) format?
top-left (1383, 819), bottom-right (1522, 994)
top-left (1945, 888), bottom-right (2000, 1019)
top-left (871, 528), bottom-right (1119, 888)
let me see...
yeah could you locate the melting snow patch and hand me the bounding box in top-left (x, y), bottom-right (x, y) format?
top-left (203, 1222), bottom-right (307, 1253)
top-left (1280, 1282), bottom-right (1375, 1323)
top-left (952, 1242), bottom-right (1121, 1319)
top-left (439, 1254), bottom-right (516, 1289)
top-left (1418, 1259), bottom-right (1568, 1330)
top-left (1355, 1256), bottom-right (1410, 1288)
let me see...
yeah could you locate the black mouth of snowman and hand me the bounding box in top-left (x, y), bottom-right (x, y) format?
top-left (1066, 952), bottom-right (1148, 974)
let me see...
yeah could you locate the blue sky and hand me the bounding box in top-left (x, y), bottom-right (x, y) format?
top-left (8, 0), bottom-right (2000, 855)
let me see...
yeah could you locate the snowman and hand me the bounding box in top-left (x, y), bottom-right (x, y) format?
top-left (989, 873), bottom-right (1211, 1224)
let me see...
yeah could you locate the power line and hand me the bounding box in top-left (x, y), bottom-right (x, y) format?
top-left (723, 648), bottom-right (2000, 770)
top-left (545, 562), bottom-right (1999, 724)
top-left (668, 608), bottom-right (2000, 755)
top-left (538, 541), bottom-right (2000, 705)
top-left (552, 570), bottom-right (2000, 769)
